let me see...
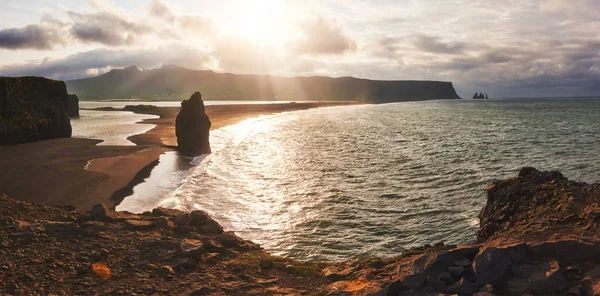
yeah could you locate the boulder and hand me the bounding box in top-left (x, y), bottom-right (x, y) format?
top-left (174, 213), bottom-right (191, 226)
top-left (0, 76), bottom-right (72, 145)
top-left (528, 240), bottom-right (600, 262)
top-left (175, 92), bottom-right (211, 156)
top-left (401, 273), bottom-right (426, 289)
top-left (154, 217), bottom-right (173, 230)
top-left (448, 266), bottom-right (465, 277)
top-left (190, 210), bottom-right (211, 226)
top-left (152, 207), bottom-right (184, 217)
top-left (67, 94), bottom-right (79, 117)
top-left (505, 261), bottom-right (567, 294)
top-left (452, 258), bottom-right (472, 267)
top-left (473, 246), bottom-right (512, 287)
top-left (180, 239), bottom-right (204, 257)
top-left (124, 219), bottom-right (154, 231)
top-left (383, 280), bottom-right (403, 296)
top-left (445, 278), bottom-right (477, 294)
top-left (91, 204), bottom-right (110, 221)
top-left (408, 245), bottom-right (481, 275)
top-left (436, 272), bottom-right (455, 285)
top-left (215, 232), bottom-right (244, 248)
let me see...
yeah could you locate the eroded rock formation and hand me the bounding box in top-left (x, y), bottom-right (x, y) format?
top-left (175, 92), bottom-right (211, 156)
top-left (0, 77), bottom-right (72, 145)
top-left (68, 94), bottom-right (79, 117)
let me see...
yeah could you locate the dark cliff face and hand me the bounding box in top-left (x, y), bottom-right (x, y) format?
top-left (176, 92), bottom-right (211, 156)
top-left (0, 77), bottom-right (72, 145)
top-left (66, 66), bottom-right (461, 102)
top-left (68, 94), bottom-right (79, 118)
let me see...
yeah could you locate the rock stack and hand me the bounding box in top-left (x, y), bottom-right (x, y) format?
top-left (175, 92), bottom-right (211, 156)
top-left (0, 76), bottom-right (72, 145)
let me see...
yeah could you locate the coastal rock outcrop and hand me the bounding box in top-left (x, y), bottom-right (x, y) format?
top-left (322, 168), bottom-right (600, 295)
top-left (4, 168), bottom-right (600, 295)
top-left (175, 92), bottom-right (211, 156)
top-left (68, 94), bottom-right (79, 117)
top-left (0, 77), bottom-right (72, 145)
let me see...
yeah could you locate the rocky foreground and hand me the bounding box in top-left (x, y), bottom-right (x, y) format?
top-left (2, 168), bottom-right (600, 295)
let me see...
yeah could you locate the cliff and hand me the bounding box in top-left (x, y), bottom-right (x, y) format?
top-left (3, 168), bottom-right (598, 295)
top-left (66, 65), bottom-right (461, 102)
top-left (68, 94), bottom-right (79, 117)
top-left (0, 77), bottom-right (72, 145)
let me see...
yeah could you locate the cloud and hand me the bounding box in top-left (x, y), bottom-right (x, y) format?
top-left (0, 24), bottom-right (64, 50)
top-left (178, 15), bottom-right (214, 34)
top-left (0, 44), bottom-right (212, 80)
top-left (149, 0), bottom-right (176, 22)
top-left (212, 37), bottom-right (283, 74)
top-left (3, 0), bottom-right (600, 97)
top-left (69, 10), bottom-right (152, 46)
top-left (287, 16), bottom-right (356, 55)
top-left (411, 34), bottom-right (468, 54)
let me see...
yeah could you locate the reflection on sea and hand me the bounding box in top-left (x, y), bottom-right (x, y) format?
top-left (71, 110), bottom-right (158, 146)
top-left (118, 99), bottom-right (600, 261)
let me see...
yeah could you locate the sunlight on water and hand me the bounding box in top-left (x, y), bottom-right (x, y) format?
top-left (71, 110), bottom-right (158, 146)
top-left (118, 99), bottom-right (600, 261)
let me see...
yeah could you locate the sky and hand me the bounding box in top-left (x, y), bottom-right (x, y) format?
top-left (1, 0), bottom-right (599, 98)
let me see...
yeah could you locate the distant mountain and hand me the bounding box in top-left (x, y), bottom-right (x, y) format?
top-left (66, 65), bottom-right (461, 102)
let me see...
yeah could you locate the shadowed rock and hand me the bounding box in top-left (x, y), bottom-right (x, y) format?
top-left (175, 92), bottom-right (211, 156)
top-left (68, 94), bottom-right (79, 117)
top-left (0, 76), bottom-right (72, 145)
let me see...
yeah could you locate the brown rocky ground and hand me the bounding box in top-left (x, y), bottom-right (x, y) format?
top-left (3, 167), bottom-right (600, 295)
top-left (0, 194), bottom-right (330, 295)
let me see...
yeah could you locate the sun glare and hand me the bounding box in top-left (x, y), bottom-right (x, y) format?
top-left (225, 0), bottom-right (291, 46)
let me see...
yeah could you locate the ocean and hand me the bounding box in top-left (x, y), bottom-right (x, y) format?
top-left (71, 110), bottom-right (159, 146)
top-left (115, 98), bottom-right (600, 261)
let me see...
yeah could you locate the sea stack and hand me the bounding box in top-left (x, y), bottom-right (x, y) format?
top-left (175, 91), bottom-right (211, 156)
top-left (0, 76), bottom-right (72, 145)
top-left (68, 94), bottom-right (80, 117)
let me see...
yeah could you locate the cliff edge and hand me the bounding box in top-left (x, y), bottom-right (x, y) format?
top-left (66, 65), bottom-right (461, 102)
top-left (0, 77), bottom-right (72, 145)
top-left (2, 168), bottom-right (599, 295)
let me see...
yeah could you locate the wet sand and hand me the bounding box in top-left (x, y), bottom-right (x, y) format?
top-left (0, 102), bottom-right (357, 210)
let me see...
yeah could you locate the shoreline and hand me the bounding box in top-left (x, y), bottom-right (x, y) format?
top-left (2, 168), bottom-right (600, 295)
top-left (0, 102), bottom-right (359, 211)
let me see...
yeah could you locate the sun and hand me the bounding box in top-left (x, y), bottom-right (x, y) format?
top-left (225, 0), bottom-right (292, 46)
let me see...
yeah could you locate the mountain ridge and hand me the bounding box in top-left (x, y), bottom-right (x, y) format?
top-left (66, 66), bottom-right (462, 102)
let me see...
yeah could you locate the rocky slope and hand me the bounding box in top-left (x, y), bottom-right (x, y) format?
top-left (66, 65), bottom-right (462, 102)
top-left (2, 168), bottom-right (600, 295)
top-left (0, 76), bottom-right (72, 145)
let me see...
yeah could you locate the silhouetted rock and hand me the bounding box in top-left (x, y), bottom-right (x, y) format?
top-left (175, 92), bottom-right (211, 156)
top-left (66, 65), bottom-right (462, 102)
top-left (68, 94), bottom-right (79, 117)
top-left (0, 76), bottom-right (72, 145)
top-left (473, 92), bottom-right (486, 99)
